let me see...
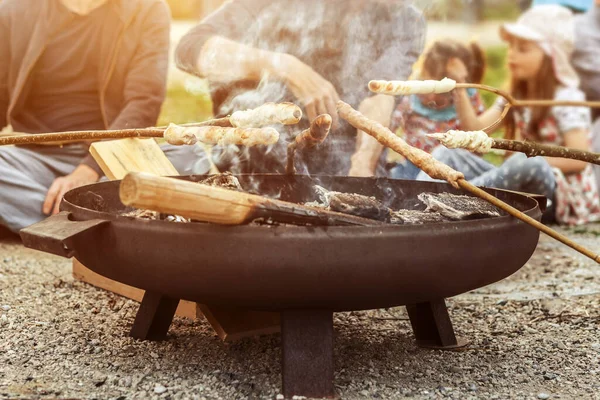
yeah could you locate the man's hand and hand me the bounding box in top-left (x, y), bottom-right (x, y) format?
top-left (196, 37), bottom-right (341, 128)
top-left (43, 164), bottom-right (100, 215)
top-left (277, 55), bottom-right (341, 129)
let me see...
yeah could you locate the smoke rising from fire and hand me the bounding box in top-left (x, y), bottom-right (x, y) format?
top-left (196, 0), bottom-right (435, 180)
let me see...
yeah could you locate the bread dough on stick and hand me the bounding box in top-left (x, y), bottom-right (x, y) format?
top-left (368, 78), bottom-right (456, 95)
top-left (164, 123), bottom-right (279, 147)
top-left (428, 130), bottom-right (494, 153)
top-left (229, 102), bottom-right (302, 128)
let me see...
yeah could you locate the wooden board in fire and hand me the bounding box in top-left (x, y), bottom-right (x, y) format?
top-left (124, 173), bottom-right (501, 226)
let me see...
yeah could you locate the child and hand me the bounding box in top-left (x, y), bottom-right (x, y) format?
top-left (390, 40), bottom-right (486, 179)
top-left (419, 5), bottom-right (600, 225)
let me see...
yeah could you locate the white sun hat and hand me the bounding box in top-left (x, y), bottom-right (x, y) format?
top-left (500, 4), bottom-right (580, 88)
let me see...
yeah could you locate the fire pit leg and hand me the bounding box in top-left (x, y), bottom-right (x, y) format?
top-left (281, 310), bottom-right (335, 399)
top-left (130, 291), bottom-right (180, 341)
top-left (406, 299), bottom-right (468, 350)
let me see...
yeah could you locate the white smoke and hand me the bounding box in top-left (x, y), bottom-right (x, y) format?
top-left (204, 0), bottom-right (437, 178)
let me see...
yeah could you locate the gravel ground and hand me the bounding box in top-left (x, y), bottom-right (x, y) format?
top-left (1, 225), bottom-right (600, 400)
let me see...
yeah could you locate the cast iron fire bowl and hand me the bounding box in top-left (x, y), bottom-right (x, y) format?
top-left (21, 175), bottom-right (543, 399)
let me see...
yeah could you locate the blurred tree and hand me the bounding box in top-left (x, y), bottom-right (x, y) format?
top-left (463, 0), bottom-right (485, 22)
top-left (165, 0), bottom-right (202, 19)
top-left (416, 0), bottom-right (521, 21)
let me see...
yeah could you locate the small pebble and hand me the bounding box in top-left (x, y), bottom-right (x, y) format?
top-left (276, 395), bottom-right (284, 400)
top-left (538, 393), bottom-right (550, 399)
top-left (154, 384), bottom-right (167, 394)
top-left (543, 372), bottom-right (557, 381)
top-left (1, 305), bottom-right (10, 311)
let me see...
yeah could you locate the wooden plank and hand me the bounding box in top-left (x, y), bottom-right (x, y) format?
top-left (73, 259), bottom-right (199, 319)
top-left (199, 305), bottom-right (280, 341)
top-left (79, 136), bottom-right (280, 340)
top-left (90, 138), bottom-right (178, 180)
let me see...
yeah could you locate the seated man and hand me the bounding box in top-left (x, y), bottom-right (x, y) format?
top-left (572, 0), bottom-right (600, 187)
top-left (0, 0), bottom-right (209, 234)
top-left (175, 0), bottom-right (425, 177)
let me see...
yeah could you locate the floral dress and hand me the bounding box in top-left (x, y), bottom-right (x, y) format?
top-left (504, 87), bottom-right (600, 225)
top-left (390, 89), bottom-right (485, 153)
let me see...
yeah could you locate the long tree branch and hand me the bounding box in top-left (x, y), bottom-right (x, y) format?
top-left (492, 138), bottom-right (600, 164)
top-left (428, 131), bottom-right (600, 165)
top-left (0, 117), bottom-right (233, 147)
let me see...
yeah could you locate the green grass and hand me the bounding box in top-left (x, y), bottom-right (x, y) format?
top-left (482, 45), bottom-right (509, 108)
top-left (418, 0), bottom-right (521, 22)
top-left (481, 46), bottom-right (508, 165)
top-left (157, 81), bottom-right (213, 127)
top-left (482, 2), bottom-right (522, 21)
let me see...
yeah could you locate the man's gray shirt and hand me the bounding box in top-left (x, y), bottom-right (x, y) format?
top-left (176, 0), bottom-right (425, 175)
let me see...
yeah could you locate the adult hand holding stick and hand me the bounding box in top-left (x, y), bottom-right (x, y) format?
top-left (193, 36), bottom-right (340, 129)
top-left (337, 100), bottom-right (600, 264)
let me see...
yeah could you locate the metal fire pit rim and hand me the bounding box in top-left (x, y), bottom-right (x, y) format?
top-left (61, 175), bottom-right (541, 232)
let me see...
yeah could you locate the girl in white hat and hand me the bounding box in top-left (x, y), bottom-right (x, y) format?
top-left (419, 4), bottom-right (600, 225)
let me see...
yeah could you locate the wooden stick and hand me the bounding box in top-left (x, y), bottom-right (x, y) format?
top-left (336, 101), bottom-right (464, 188)
top-left (428, 131), bottom-right (600, 165)
top-left (0, 101), bottom-right (304, 147)
top-left (455, 83), bottom-right (600, 109)
top-left (337, 100), bottom-right (600, 264)
top-left (455, 82), bottom-right (600, 134)
top-left (0, 128), bottom-right (164, 146)
top-left (0, 117), bottom-right (233, 147)
top-left (492, 138), bottom-right (600, 164)
top-left (157, 117), bottom-right (232, 129)
top-left (368, 79), bottom-right (600, 134)
top-left (119, 172), bottom-right (385, 226)
top-left (286, 114), bottom-right (332, 175)
top-left (459, 181), bottom-right (600, 263)
top-left (369, 79), bottom-right (600, 109)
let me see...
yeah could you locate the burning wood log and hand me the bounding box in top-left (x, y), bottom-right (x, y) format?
top-left (163, 123), bottom-right (280, 147)
top-left (119, 172), bottom-right (385, 226)
top-left (286, 114), bottom-right (332, 174)
top-left (418, 192), bottom-right (501, 220)
top-left (198, 172), bottom-right (243, 191)
top-left (428, 130), bottom-right (600, 165)
top-left (390, 209), bottom-right (450, 225)
top-left (311, 185), bottom-right (392, 222)
top-left (337, 100), bottom-right (600, 264)
top-left (230, 102), bottom-right (302, 128)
